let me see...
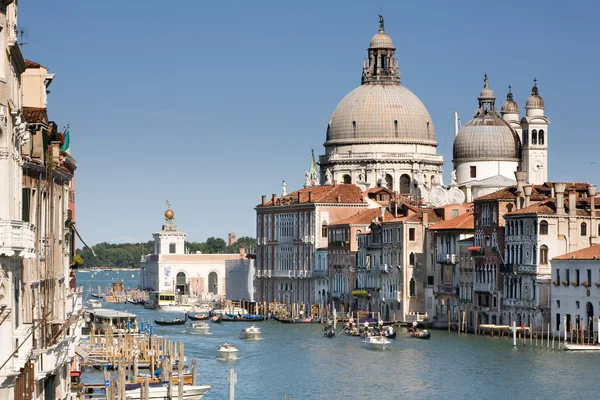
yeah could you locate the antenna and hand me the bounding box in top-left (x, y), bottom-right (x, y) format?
top-left (18, 28), bottom-right (28, 46)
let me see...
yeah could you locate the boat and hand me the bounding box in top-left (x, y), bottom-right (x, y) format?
top-left (124, 383), bottom-right (211, 399)
top-left (188, 313), bottom-right (210, 321)
top-left (86, 299), bottom-right (102, 308)
top-left (362, 336), bottom-right (391, 350)
top-left (562, 343), bottom-right (600, 351)
top-left (211, 315), bottom-right (222, 323)
top-left (211, 307), bottom-right (248, 316)
top-left (154, 314), bottom-right (188, 326)
top-left (324, 305), bottom-right (337, 338)
top-left (324, 328), bottom-right (336, 338)
top-left (148, 291), bottom-right (195, 313)
top-left (240, 324), bottom-right (261, 340)
top-left (188, 322), bottom-right (210, 334)
top-left (384, 326), bottom-right (397, 339)
top-left (409, 329), bottom-right (431, 339)
top-left (217, 343), bottom-right (239, 361)
top-left (84, 309), bottom-right (139, 334)
top-left (221, 314), bottom-right (265, 322)
top-left (127, 299), bottom-right (146, 305)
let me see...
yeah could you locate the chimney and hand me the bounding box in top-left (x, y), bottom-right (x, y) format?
top-left (514, 171), bottom-right (528, 210)
top-left (308, 191), bottom-right (313, 202)
top-left (272, 194), bottom-right (278, 205)
top-left (239, 247), bottom-right (246, 257)
top-left (336, 194), bottom-right (342, 203)
top-left (568, 188), bottom-right (577, 216)
top-left (422, 211), bottom-right (428, 225)
top-left (380, 207), bottom-right (386, 222)
top-left (589, 185), bottom-right (597, 219)
top-left (554, 182), bottom-right (566, 215)
top-left (261, 195), bottom-right (267, 206)
top-left (333, 180), bottom-right (337, 187)
top-left (51, 143), bottom-right (60, 164)
top-left (523, 185), bottom-right (533, 208)
top-left (297, 192), bottom-right (302, 202)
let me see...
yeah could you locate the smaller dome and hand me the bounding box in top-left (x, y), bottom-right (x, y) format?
top-left (526, 82), bottom-right (544, 110)
top-left (453, 116), bottom-right (521, 161)
top-left (165, 209), bottom-right (174, 220)
top-left (478, 74), bottom-right (495, 101)
top-left (370, 32), bottom-right (394, 48)
top-left (501, 87), bottom-right (519, 114)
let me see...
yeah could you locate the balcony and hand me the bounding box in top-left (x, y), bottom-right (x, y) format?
top-left (437, 254), bottom-right (457, 264)
top-left (474, 282), bottom-right (493, 292)
top-left (319, 152), bottom-right (442, 164)
top-left (312, 269), bottom-right (329, 278)
top-left (500, 263), bottom-right (514, 274)
top-left (0, 220), bottom-right (35, 258)
top-left (503, 298), bottom-right (536, 308)
top-left (437, 285), bottom-right (458, 296)
top-left (272, 270), bottom-right (293, 278)
top-left (294, 270), bottom-right (309, 279)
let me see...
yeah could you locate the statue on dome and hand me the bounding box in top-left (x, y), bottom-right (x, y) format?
top-left (325, 168), bottom-right (333, 185)
top-left (378, 14), bottom-right (384, 32)
top-left (304, 171), bottom-right (311, 187)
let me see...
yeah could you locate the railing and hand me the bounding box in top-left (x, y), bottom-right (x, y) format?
top-left (319, 152), bottom-right (442, 163)
top-left (503, 298), bottom-right (536, 308)
top-left (312, 269), bottom-right (329, 278)
top-left (437, 254), bottom-right (456, 264)
top-left (271, 270), bottom-right (292, 278)
top-left (0, 220), bottom-right (35, 257)
top-left (474, 283), bottom-right (493, 292)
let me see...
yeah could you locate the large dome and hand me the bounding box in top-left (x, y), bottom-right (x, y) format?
top-left (453, 115), bottom-right (521, 161)
top-left (325, 84), bottom-right (436, 145)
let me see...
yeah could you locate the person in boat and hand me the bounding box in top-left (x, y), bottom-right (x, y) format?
top-left (387, 326), bottom-right (395, 336)
top-left (349, 317), bottom-right (354, 328)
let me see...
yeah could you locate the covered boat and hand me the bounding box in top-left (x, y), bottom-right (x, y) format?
top-left (217, 343), bottom-right (239, 361)
top-left (240, 325), bottom-right (261, 340)
top-left (187, 322), bottom-right (210, 334)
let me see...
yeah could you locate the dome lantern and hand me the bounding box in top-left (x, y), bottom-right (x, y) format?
top-left (362, 15), bottom-right (400, 85)
top-left (476, 74), bottom-right (497, 116)
top-left (501, 85), bottom-right (519, 115)
top-left (525, 78), bottom-right (545, 112)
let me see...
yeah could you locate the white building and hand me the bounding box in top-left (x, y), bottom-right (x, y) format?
top-left (453, 76), bottom-right (549, 201)
top-left (551, 244), bottom-right (600, 339)
top-left (140, 208), bottom-right (250, 301)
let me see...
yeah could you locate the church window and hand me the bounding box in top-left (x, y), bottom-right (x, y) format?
top-left (540, 245), bottom-right (549, 265)
top-left (399, 174), bottom-right (411, 194)
top-left (470, 166), bottom-right (476, 178)
top-left (169, 243), bottom-right (176, 254)
top-left (409, 278), bottom-right (416, 297)
top-left (394, 120), bottom-right (398, 134)
top-left (539, 220), bottom-right (548, 235)
top-left (538, 130), bottom-right (545, 145)
top-left (352, 120), bottom-right (357, 135)
top-left (581, 222), bottom-right (587, 236)
top-left (409, 252), bottom-right (415, 266)
top-left (343, 174), bottom-right (351, 184)
top-left (321, 222), bottom-right (328, 238)
top-left (531, 129), bottom-right (538, 145)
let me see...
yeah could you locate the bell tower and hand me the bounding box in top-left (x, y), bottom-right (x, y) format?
top-left (361, 15), bottom-right (400, 85)
top-left (153, 202), bottom-right (186, 255)
top-left (520, 79), bottom-right (549, 185)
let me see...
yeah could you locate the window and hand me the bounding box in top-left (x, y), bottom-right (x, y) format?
top-left (540, 245), bottom-right (548, 265)
top-left (576, 269), bottom-right (580, 285)
top-left (493, 296), bottom-right (497, 308)
top-left (22, 188), bottom-right (31, 223)
top-left (539, 220), bottom-right (548, 235)
top-left (452, 209), bottom-right (459, 218)
top-left (321, 222), bottom-right (328, 238)
top-left (566, 269), bottom-right (570, 282)
top-left (399, 174), bottom-right (411, 195)
top-left (556, 268), bottom-right (560, 282)
top-left (576, 301), bottom-right (580, 309)
top-left (427, 276), bottom-right (434, 285)
top-left (169, 243), bottom-right (176, 254)
top-left (581, 222), bottom-right (587, 236)
top-left (588, 269), bottom-right (592, 284)
top-left (556, 313), bottom-right (560, 331)
top-left (343, 174), bottom-right (351, 184)
top-left (470, 166), bottom-right (476, 178)
top-left (409, 228), bottom-right (415, 241)
top-left (538, 130), bottom-right (545, 145)
top-left (532, 129), bottom-right (538, 145)
top-left (409, 252), bottom-right (415, 266)
top-left (556, 300), bottom-right (560, 308)
top-left (409, 278), bottom-right (416, 297)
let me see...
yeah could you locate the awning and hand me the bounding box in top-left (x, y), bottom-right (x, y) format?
top-left (468, 246), bottom-right (481, 252)
top-left (70, 370), bottom-right (82, 377)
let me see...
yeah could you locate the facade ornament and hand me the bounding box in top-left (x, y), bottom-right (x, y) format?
top-left (378, 14), bottom-right (384, 32)
top-left (325, 168), bottom-right (333, 185)
top-left (378, 170), bottom-right (387, 188)
top-left (281, 181), bottom-right (287, 196)
top-left (358, 167), bottom-right (366, 182)
top-left (451, 170), bottom-right (457, 186)
top-left (14, 115), bottom-right (29, 146)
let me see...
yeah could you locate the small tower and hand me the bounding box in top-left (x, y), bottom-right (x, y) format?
top-left (501, 85), bottom-right (523, 142)
top-left (361, 15), bottom-right (400, 85)
top-left (520, 79), bottom-right (549, 185)
top-left (153, 202), bottom-right (186, 255)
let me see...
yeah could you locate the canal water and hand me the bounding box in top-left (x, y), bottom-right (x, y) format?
top-left (79, 271), bottom-right (598, 399)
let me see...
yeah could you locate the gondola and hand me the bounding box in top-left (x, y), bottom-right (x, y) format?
top-left (324, 329), bottom-right (336, 338)
top-left (384, 330), bottom-right (397, 339)
top-left (154, 314), bottom-right (188, 326)
top-left (188, 313), bottom-right (209, 321)
top-left (409, 329), bottom-right (431, 339)
top-left (211, 315), bottom-right (222, 323)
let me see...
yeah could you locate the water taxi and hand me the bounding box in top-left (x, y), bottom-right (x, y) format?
top-left (217, 343), bottom-right (239, 360)
top-left (240, 324), bottom-right (261, 340)
top-left (188, 322), bottom-right (210, 334)
top-left (124, 383), bottom-right (211, 399)
top-left (146, 292), bottom-right (194, 313)
top-left (86, 299), bottom-right (102, 308)
top-left (84, 309), bottom-right (139, 334)
top-left (362, 336), bottom-right (391, 350)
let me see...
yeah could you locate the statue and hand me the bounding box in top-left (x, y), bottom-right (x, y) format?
top-left (282, 181), bottom-right (287, 196)
top-left (358, 167), bottom-right (366, 182)
top-left (325, 168), bottom-right (332, 185)
top-left (378, 14), bottom-right (384, 32)
top-left (304, 171), bottom-right (311, 187)
top-left (451, 170), bottom-right (457, 186)
top-left (14, 116), bottom-right (29, 146)
top-left (378, 170), bottom-right (387, 188)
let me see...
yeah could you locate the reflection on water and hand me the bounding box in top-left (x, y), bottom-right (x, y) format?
top-left (78, 271), bottom-right (599, 399)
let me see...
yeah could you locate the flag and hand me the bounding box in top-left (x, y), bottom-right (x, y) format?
top-left (60, 126), bottom-right (70, 151)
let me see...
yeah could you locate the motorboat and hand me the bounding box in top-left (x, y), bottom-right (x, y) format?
top-left (84, 309), bottom-right (139, 334)
top-left (124, 382), bottom-right (211, 399)
top-left (362, 336), bottom-right (391, 350)
top-left (86, 299), bottom-right (102, 308)
top-left (409, 329), bottom-right (431, 339)
top-left (188, 322), bottom-right (210, 334)
top-left (217, 343), bottom-right (239, 361)
top-left (211, 315), bottom-right (222, 323)
top-left (240, 325), bottom-right (261, 340)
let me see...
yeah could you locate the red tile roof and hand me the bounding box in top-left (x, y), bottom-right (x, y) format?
top-left (259, 184), bottom-right (365, 207)
top-left (25, 59), bottom-right (45, 69)
top-left (330, 208), bottom-right (395, 226)
top-left (553, 244), bottom-right (600, 260)
top-left (22, 107), bottom-right (48, 123)
top-left (506, 197), bottom-right (595, 216)
top-left (475, 184), bottom-right (552, 201)
top-left (428, 212), bottom-right (474, 230)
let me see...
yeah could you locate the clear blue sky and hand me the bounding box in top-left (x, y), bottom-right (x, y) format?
top-left (19, 0), bottom-right (600, 246)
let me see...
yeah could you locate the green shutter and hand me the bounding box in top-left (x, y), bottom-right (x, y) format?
top-left (22, 188), bottom-right (31, 222)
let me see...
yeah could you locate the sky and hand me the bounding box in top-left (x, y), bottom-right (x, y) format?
top-left (18, 0), bottom-right (600, 246)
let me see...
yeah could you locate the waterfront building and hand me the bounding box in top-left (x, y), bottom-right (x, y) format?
top-left (255, 184), bottom-right (369, 305)
top-left (426, 208), bottom-right (474, 326)
top-left (470, 178), bottom-right (552, 326)
top-left (457, 237), bottom-right (476, 328)
top-left (318, 17), bottom-right (446, 201)
top-left (551, 244), bottom-right (600, 337)
top-left (453, 77), bottom-right (549, 201)
top-left (503, 182), bottom-right (597, 328)
top-left (140, 207), bottom-right (251, 301)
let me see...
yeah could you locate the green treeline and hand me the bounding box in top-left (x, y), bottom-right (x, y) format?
top-left (76, 236), bottom-right (256, 269)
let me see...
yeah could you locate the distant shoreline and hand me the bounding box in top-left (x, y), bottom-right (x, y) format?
top-left (78, 267), bottom-right (140, 271)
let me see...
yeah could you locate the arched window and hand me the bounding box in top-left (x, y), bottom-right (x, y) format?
top-left (321, 221), bottom-right (328, 238)
top-left (581, 222), bottom-right (587, 236)
top-left (208, 271), bottom-right (218, 294)
top-left (538, 130), bottom-right (545, 145)
top-left (531, 129), bottom-right (538, 145)
top-left (409, 252), bottom-right (415, 266)
top-left (409, 278), bottom-right (416, 297)
top-left (597, 224), bottom-right (600, 236)
top-left (519, 220), bottom-right (523, 235)
top-left (539, 220), bottom-right (548, 235)
top-left (385, 174), bottom-right (393, 190)
top-left (352, 120), bottom-right (357, 135)
top-left (343, 174), bottom-right (351, 184)
top-left (523, 130), bottom-right (528, 145)
top-left (176, 272), bottom-right (187, 294)
top-left (540, 245), bottom-right (549, 265)
top-left (399, 174), bottom-right (411, 195)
